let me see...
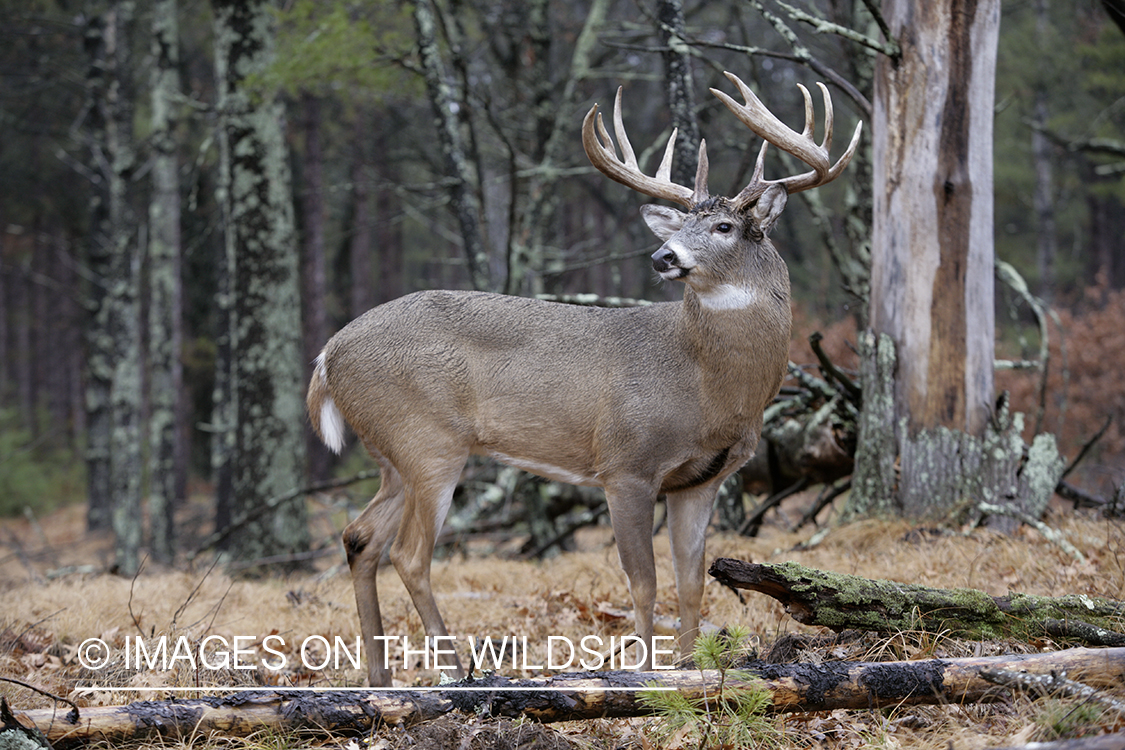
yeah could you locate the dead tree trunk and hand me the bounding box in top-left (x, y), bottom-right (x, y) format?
top-left (710, 558), bottom-right (1125, 644)
top-left (848, 0), bottom-right (1070, 524)
top-left (10, 649), bottom-right (1125, 747)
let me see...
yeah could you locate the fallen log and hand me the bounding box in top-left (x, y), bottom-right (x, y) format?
top-left (8, 648), bottom-right (1125, 748)
top-left (709, 558), bottom-right (1125, 644)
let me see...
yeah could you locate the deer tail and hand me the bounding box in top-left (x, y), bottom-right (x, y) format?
top-left (308, 351), bottom-right (347, 454)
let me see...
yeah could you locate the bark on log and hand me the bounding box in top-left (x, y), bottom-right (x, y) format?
top-left (710, 558), bottom-right (1125, 643)
top-left (990, 733), bottom-right (1125, 750)
top-left (9, 648), bottom-right (1125, 748)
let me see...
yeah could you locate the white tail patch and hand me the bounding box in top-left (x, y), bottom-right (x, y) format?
top-left (320, 398), bottom-right (347, 454)
top-left (314, 352), bottom-right (347, 454)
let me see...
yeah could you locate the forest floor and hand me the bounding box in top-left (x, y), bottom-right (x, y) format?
top-left (1, 491), bottom-right (1124, 749)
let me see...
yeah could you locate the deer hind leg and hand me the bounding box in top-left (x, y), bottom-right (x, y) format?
top-left (665, 484), bottom-right (720, 663)
top-left (343, 455), bottom-right (406, 687)
top-left (604, 480), bottom-right (659, 669)
top-left (388, 449), bottom-right (470, 680)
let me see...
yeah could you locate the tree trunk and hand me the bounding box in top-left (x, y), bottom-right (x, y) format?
top-left (0, 231), bottom-right (7, 406)
top-left (848, 0), bottom-right (1067, 521)
top-left (1032, 0), bottom-right (1056, 300)
top-left (82, 0), bottom-right (144, 572)
top-left (81, 9), bottom-right (113, 534)
top-left (212, 0), bottom-right (309, 563)
top-left (11, 649), bottom-right (1125, 747)
top-left (349, 111), bottom-right (375, 316)
top-left (211, 210), bottom-right (235, 535)
top-left (147, 0), bottom-right (184, 563)
top-left (413, 0), bottom-right (491, 292)
top-left (502, 0), bottom-right (551, 296)
top-left (850, 333), bottom-right (1065, 522)
top-left (504, 0), bottom-right (608, 297)
top-left (11, 238), bottom-right (33, 433)
top-left (105, 0), bottom-right (143, 577)
top-left (657, 0), bottom-right (700, 188)
top-left (298, 93), bottom-right (332, 482)
top-left (870, 0), bottom-right (998, 438)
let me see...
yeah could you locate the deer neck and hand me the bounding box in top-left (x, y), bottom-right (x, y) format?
top-left (676, 253), bottom-right (791, 425)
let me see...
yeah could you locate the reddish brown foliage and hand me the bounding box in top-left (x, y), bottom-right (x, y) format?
top-left (998, 285), bottom-right (1125, 497)
top-left (793, 292), bottom-right (1125, 499)
top-left (788, 306), bottom-right (860, 372)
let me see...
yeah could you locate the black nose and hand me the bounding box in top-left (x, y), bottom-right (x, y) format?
top-left (651, 248), bottom-right (677, 273)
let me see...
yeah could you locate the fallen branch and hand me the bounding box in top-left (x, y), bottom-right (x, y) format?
top-left (796, 477), bottom-right (851, 529)
top-left (10, 649), bottom-right (1125, 747)
top-left (738, 477), bottom-right (809, 536)
top-left (977, 502), bottom-right (1087, 564)
top-left (990, 732), bottom-right (1125, 750)
top-left (1060, 415), bottom-right (1113, 482)
top-left (980, 667), bottom-right (1125, 716)
top-left (709, 558), bottom-right (1125, 644)
top-left (808, 331), bottom-right (862, 404)
top-left (187, 470), bottom-right (380, 560)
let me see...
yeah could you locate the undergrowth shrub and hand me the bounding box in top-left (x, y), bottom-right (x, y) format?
top-left (639, 625), bottom-right (781, 750)
top-left (1034, 698), bottom-right (1104, 741)
top-left (0, 408), bottom-right (85, 516)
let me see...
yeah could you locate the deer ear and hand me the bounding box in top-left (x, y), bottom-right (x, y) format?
top-left (750, 184), bottom-right (788, 235)
top-left (640, 204), bottom-right (685, 241)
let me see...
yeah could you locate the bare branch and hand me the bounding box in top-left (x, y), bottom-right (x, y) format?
top-left (774, 0), bottom-right (901, 58)
top-left (977, 502), bottom-right (1086, 564)
top-left (1061, 416), bottom-right (1113, 482)
top-left (859, 0), bottom-right (897, 54)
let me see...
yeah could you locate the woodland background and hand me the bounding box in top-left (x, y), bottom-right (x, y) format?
top-left (0, 0), bottom-right (1124, 568)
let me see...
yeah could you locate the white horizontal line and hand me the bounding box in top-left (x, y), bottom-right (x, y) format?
top-left (74, 685), bottom-right (677, 694)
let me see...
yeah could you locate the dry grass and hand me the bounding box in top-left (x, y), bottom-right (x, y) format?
top-left (2, 496), bottom-right (1124, 749)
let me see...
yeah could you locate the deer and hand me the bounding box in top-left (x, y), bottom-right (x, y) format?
top-left (307, 71), bottom-right (861, 686)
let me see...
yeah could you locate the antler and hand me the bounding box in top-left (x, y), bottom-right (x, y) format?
top-left (582, 87), bottom-right (709, 209)
top-left (710, 71), bottom-right (862, 205)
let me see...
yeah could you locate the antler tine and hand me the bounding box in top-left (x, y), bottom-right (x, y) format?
top-left (582, 88), bottom-right (697, 209)
top-left (816, 82), bottom-right (834, 153)
top-left (692, 140), bottom-right (710, 205)
top-left (711, 72), bottom-right (829, 185)
top-left (655, 127), bottom-right (678, 183)
top-left (751, 140), bottom-right (769, 184)
top-left (798, 82), bottom-right (816, 141)
top-left (712, 71), bottom-right (862, 199)
top-left (611, 87), bottom-right (639, 170)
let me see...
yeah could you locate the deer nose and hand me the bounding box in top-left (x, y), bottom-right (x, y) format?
top-left (652, 247), bottom-right (677, 273)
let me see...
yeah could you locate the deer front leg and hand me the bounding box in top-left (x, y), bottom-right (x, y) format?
top-left (665, 484), bottom-right (719, 662)
top-left (604, 481), bottom-right (658, 669)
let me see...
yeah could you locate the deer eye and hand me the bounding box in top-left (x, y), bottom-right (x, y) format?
top-left (715, 222), bottom-right (733, 234)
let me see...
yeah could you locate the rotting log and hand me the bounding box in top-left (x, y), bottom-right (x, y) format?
top-left (9, 648), bottom-right (1125, 748)
top-left (710, 558), bottom-right (1125, 644)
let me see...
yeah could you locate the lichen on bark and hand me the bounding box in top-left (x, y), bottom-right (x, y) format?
top-left (212, 0), bottom-right (309, 564)
top-left (846, 332), bottom-right (1065, 524)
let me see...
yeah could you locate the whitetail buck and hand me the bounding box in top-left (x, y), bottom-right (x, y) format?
top-left (308, 72), bottom-right (861, 686)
